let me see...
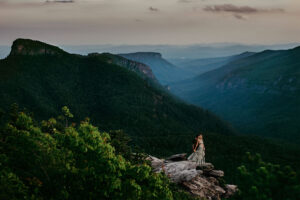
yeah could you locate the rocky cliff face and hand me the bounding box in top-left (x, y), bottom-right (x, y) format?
top-left (147, 153), bottom-right (238, 200)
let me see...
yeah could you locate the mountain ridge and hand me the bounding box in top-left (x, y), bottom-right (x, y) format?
top-left (0, 38), bottom-right (235, 157)
top-left (119, 52), bottom-right (193, 84)
top-left (171, 46), bottom-right (300, 143)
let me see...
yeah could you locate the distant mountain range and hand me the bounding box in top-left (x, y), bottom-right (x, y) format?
top-left (171, 47), bottom-right (300, 143)
top-left (61, 43), bottom-right (300, 59)
top-left (2, 42), bottom-right (299, 60)
top-left (119, 52), bottom-right (192, 84)
top-left (170, 52), bottom-right (255, 75)
top-left (118, 52), bottom-right (258, 86)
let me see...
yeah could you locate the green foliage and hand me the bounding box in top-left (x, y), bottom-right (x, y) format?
top-left (62, 106), bottom-right (73, 118)
top-left (61, 106), bottom-right (73, 127)
top-left (0, 155), bottom-right (30, 200)
top-left (108, 130), bottom-right (133, 160)
top-left (232, 152), bottom-right (300, 200)
top-left (0, 109), bottom-right (181, 200)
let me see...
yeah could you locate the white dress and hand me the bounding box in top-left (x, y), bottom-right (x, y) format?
top-left (187, 140), bottom-right (205, 165)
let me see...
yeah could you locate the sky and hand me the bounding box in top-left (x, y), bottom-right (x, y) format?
top-left (0, 0), bottom-right (299, 45)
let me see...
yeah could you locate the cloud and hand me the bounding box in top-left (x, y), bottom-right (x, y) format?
top-left (204, 4), bottom-right (258, 14)
top-left (233, 14), bottom-right (247, 20)
top-left (203, 4), bottom-right (284, 20)
top-left (0, 0), bottom-right (75, 7)
top-left (149, 6), bottom-right (159, 12)
top-left (204, 4), bottom-right (284, 14)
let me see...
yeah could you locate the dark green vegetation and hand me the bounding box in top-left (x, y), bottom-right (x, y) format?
top-left (0, 39), bottom-right (234, 156)
top-left (1, 108), bottom-right (300, 200)
top-left (171, 47), bottom-right (300, 144)
top-left (233, 153), bottom-right (300, 200)
top-left (0, 107), bottom-right (198, 200)
top-left (119, 52), bottom-right (193, 84)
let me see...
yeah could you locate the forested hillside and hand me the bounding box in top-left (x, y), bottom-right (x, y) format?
top-left (0, 39), bottom-right (234, 156)
top-left (171, 47), bottom-right (300, 144)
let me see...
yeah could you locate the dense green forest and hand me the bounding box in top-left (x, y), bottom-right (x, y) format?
top-left (233, 153), bottom-right (300, 200)
top-left (1, 107), bottom-right (299, 200)
top-left (0, 107), bottom-right (199, 200)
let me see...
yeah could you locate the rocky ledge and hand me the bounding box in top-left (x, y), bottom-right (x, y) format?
top-left (147, 153), bottom-right (238, 200)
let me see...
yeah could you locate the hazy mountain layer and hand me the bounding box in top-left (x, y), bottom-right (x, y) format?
top-left (119, 52), bottom-right (193, 85)
top-left (171, 47), bottom-right (300, 143)
top-left (62, 43), bottom-right (300, 59)
top-left (170, 52), bottom-right (255, 75)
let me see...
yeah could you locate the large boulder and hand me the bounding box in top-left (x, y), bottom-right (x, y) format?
top-left (182, 175), bottom-right (226, 200)
top-left (224, 184), bottom-right (238, 198)
top-left (197, 162), bottom-right (214, 172)
top-left (164, 161), bottom-right (198, 175)
top-left (146, 155), bottom-right (164, 172)
top-left (170, 169), bottom-right (203, 183)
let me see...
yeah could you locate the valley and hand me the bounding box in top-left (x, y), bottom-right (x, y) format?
top-left (1, 39), bottom-right (300, 185)
top-left (170, 47), bottom-right (300, 144)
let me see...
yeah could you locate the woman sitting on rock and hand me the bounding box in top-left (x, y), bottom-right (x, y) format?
top-left (188, 134), bottom-right (205, 165)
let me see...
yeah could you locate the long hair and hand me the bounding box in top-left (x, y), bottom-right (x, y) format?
top-left (192, 134), bottom-right (199, 149)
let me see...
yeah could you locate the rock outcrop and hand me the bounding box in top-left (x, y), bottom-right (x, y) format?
top-left (147, 154), bottom-right (238, 200)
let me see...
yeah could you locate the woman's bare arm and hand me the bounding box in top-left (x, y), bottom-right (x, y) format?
top-left (194, 141), bottom-right (199, 152)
